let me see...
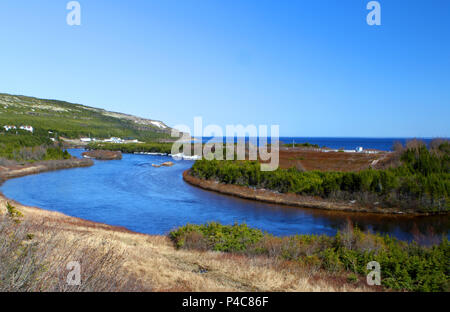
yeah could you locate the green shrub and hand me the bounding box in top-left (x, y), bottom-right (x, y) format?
top-left (170, 222), bottom-right (449, 292)
top-left (169, 222), bottom-right (264, 252)
top-left (6, 202), bottom-right (23, 224)
top-left (0, 131), bottom-right (72, 162)
top-left (190, 142), bottom-right (450, 212)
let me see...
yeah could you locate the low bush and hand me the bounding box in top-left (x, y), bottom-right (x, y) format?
top-left (170, 222), bottom-right (449, 292)
top-left (0, 131), bottom-right (72, 162)
top-left (169, 222), bottom-right (264, 252)
top-left (190, 141), bottom-right (450, 212)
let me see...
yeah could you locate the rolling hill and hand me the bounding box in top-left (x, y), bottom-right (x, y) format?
top-left (0, 93), bottom-right (175, 142)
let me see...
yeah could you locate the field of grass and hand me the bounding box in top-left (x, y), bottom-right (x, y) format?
top-left (278, 148), bottom-right (388, 172)
top-left (0, 202), bottom-right (143, 291)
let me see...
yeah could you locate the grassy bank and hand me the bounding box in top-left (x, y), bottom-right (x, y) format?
top-left (190, 141), bottom-right (449, 213)
top-left (0, 198), bottom-right (375, 292)
top-left (0, 158), bottom-right (94, 183)
top-left (170, 222), bottom-right (449, 292)
top-left (0, 204), bottom-right (142, 291)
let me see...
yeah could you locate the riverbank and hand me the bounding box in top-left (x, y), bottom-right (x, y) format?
top-left (183, 170), bottom-right (437, 215)
top-left (0, 158), bottom-right (94, 182)
top-left (0, 159), bottom-right (373, 292)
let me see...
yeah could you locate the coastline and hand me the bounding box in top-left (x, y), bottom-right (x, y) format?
top-left (182, 170), bottom-right (440, 216)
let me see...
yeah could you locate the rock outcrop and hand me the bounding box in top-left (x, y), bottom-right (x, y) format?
top-left (152, 161), bottom-right (174, 168)
top-left (82, 150), bottom-right (122, 160)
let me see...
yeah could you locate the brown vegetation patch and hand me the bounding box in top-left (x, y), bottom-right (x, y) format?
top-left (82, 150), bottom-right (123, 160)
top-left (277, 148), bottom-right (392, 172)
top-left (0, 158), bottom-right (93, 183)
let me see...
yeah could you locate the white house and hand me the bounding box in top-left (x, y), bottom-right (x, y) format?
top-left (80, 138), bottom-right (92, 143)
top-left (104, 137), bottom-right (123, 143)
top-left (19, 125), bottom-right (34, 133)
top-left (3, 125), bottom-right (17, 131)
top-left (355, 146), bottom-right (364, 153)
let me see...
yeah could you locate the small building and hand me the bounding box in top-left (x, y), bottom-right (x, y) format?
top-left (3, 125), bottom-right (17, 131)
top-left (80, 138), bottom-right (92, 143)
top-left (19, 125), bottom-right (34, 133)
top-left (355, 146), bottom-right (364, 153)
top-left (125, 139), bottom-right (139, 143)
top-left (104, 137), bottom-right (123, 144)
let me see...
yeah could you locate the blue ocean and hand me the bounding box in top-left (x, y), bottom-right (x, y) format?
top-left (198, 137), bottom-right (438, 151)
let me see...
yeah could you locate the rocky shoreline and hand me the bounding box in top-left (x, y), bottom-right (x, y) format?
top-left (182, 170), bottom-right (437, 216)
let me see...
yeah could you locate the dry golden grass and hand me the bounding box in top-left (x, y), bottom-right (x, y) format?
top-left (0, 194), bottom-right (374, 292)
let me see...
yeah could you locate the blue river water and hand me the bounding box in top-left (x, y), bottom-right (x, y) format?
top-left (1, 149), bottom-right (448, 242)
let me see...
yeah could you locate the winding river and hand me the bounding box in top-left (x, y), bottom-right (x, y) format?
top-left (1, 149), bottom-right (448, 242)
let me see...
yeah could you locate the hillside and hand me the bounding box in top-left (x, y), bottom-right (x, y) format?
top-left (0, 93), bottom-right (174, 142)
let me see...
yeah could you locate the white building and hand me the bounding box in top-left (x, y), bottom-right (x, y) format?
top-left (355, 146), bottom-right (364, 153)
top-left (80, 138), bottom-right (92, 143)
top-left (3, 125), bottom-right (17, 131)
top-left (19, 125), bottom-right (34, 133)
top-left (104, 137), bottom-right (123, 143)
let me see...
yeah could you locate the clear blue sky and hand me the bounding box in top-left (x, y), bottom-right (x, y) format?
top-left (0, 0), bottom-right (449, 137)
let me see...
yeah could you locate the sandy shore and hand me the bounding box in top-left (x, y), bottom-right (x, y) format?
top-left (0, 159), bottom-right (372, 292)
